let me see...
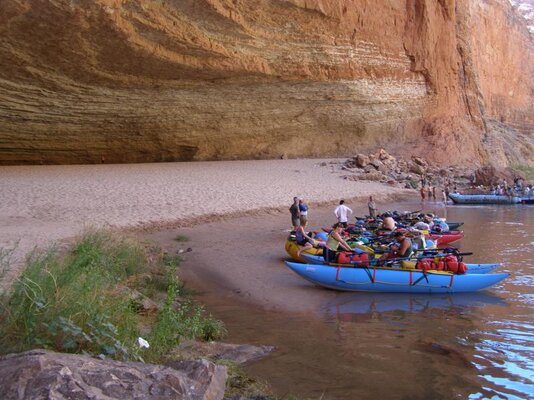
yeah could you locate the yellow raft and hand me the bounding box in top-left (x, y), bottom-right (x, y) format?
top-left (285, 239), bottom-right (322, 263)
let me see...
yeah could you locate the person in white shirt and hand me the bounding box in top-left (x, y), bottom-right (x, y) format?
top-left (334, 200), bottom-right (352, 228)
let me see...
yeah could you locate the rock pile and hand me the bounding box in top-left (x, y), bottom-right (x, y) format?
top-left (343, 149), bottom-right (474, 190)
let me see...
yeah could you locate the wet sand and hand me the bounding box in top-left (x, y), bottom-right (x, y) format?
top-left (0, 158), bottom-right (411, 293)
top-left (144, 196), bottom-right (419, 314)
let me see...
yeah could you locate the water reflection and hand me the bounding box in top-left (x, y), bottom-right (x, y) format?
top-left (198, 203), bottom-right (534, 399)
top-left (398, 203), bottom-right (534, 400)
top-left (322, 292), bottom-right (507, 322)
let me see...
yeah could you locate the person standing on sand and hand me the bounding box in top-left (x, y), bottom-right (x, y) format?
top-left (420, 186), bottom-right (426, 202)
top-left (442, 188), bottom-right (447, 203)
top-left (432, 186), bottom-right (436, 201)
top-left (289, 197), bottom-right (300, 231)
top-left (334, 200), bottom-right (352, 228)
top-left (298, 198), bottom-right (309, 226)
top-left (368, 196), bottom-right (377, 218)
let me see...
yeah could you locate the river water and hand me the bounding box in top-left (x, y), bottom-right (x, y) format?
top-left (196, 202), bottom-right (534, 399)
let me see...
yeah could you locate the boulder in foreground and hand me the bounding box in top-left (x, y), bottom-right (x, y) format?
top-left (0, 350), bottom-right (227, 400)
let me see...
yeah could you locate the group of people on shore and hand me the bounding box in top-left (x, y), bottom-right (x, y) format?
top-left (488, 178), bottom-right (532, 197)
top-left (290, 196), bottom-right (378, 230)
top-left (289, 196), bottom-right (411, 261)
top-left (421, 176), bottom-right (533, 200)
top-left (289, 197), bottom-right (355, 256)
top-left (419, 176), bottom-right (454, 203)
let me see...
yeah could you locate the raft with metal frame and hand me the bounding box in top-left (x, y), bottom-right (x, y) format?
top-left (299, 253), bottom-right (501, 274)
top-left (285, 261), bottom-right (508, 293)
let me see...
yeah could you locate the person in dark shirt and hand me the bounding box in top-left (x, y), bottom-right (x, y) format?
top-left (295, 220), bottom-right (315, 256)
top-left (289, 197), bottom-right (300, 231)
top-left (391, 230), bottom-right (413, 258)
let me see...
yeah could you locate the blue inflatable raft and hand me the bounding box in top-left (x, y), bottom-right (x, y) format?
top-left (285, 261), bottom-right (508, 293)
top-left (299, 253), bottom-right (501, 274)
top-left (449, 193), bottom-right (521, 204)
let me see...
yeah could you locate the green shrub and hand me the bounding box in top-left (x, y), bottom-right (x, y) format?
top-left (0, 232), bottom-right (142, 359)
top-left (0, 230), bottom-right (225, 364)
top-left (144, 258), bottom-right (226, 363)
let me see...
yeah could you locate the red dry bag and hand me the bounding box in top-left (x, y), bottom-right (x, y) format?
top-left (444, 255), bottom-right (459, 273)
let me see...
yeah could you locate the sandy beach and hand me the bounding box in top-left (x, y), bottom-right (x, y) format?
top-left (0, 158), bottom-right (412, 293)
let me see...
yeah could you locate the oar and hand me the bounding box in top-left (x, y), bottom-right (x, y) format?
top-left (372, 249), bottom-right (474, 257)
top-left (412, 249), bottom-right (473, 257)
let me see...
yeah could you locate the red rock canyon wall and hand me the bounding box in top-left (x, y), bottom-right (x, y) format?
top-left (0, 0), bottom-right (532, 165)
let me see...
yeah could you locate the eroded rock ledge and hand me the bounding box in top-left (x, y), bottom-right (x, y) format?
top-left (0, 0), bottom-right (533, 166)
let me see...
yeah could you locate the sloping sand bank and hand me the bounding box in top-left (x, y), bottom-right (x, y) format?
top-left (144, 194), bottom-right (417, 314)
top-left (0, 159), bottom-right (411, 292)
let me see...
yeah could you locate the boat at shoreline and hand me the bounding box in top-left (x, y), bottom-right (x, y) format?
top-left (449, 193), bottom-right (522, 204)
top-left (285, 261), bottom-right (508, 293)
top-left (284, 238), bottom-right (323, 263)
top-left (426, 230), bottom-right (463, 245)
top-left (299, 253), bottom-right (501, 274)
top-left (445, 222), bottom-right (464, 230)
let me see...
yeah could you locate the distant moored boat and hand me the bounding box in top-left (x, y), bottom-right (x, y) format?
top-left (449, 193), bottom-right (522, 204)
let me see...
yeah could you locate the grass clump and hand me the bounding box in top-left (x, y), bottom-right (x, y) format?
top-left (0, 230), bottom-right (225, 363)
top-left (218, 360), bottom-right (274, 399)
top-left (144, 256), bottom-right (226, 363)
top-left (0, 231), bottom-right (142, 359)
top-left (174, 234), bottom-right (190, 242)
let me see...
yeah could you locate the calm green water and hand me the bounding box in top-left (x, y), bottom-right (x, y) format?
top-left (199, 203), bottom-right (534, 400)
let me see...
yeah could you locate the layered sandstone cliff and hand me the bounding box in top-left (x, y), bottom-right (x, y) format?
top-left (0, 0), bottom-right (532, 165)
